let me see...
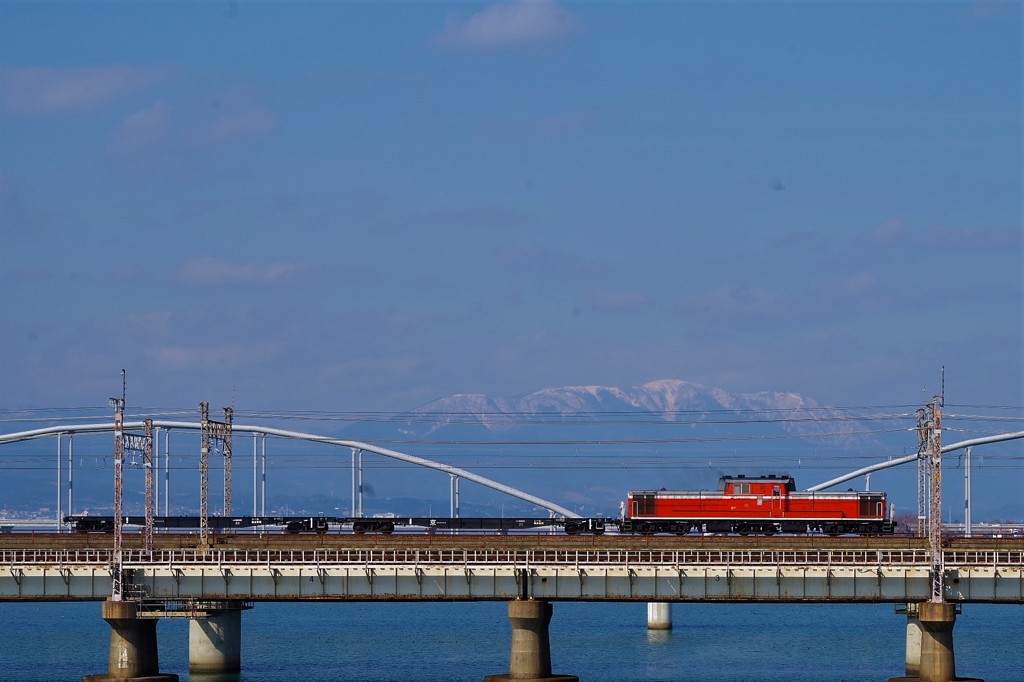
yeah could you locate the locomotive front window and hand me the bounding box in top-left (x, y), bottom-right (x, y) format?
top-left (860, 494), bottom-right (884, 517)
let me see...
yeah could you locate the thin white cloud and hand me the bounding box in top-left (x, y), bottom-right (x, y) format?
top-left (576, 289), bottom-right (651, 314)
top-left (491, 243), bottom-right (606, 279)
top-left (174, 255), bottom-right (306, 287)
top-left (196, 107), bottom-right (277, 145)
top-left (676, 286), bottom-right (791, 322)
top-left (0, 65), bottom-right (172, 115)
top-left (433, 0), bottom-right (581, 51)
top-left (112, 102), bottom-right (169, 156)
top-left (147, 343), bottom-right (281, 371)
top-left (416, 205), bottom-right (531, 228)
top-left (858, 218), bottom-right (1017, 252)
top-left (834, 271), bottom-right (878, 296)
top-left (863, 218), bottom-right (910, 246)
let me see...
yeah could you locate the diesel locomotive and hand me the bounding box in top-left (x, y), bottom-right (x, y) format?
top-left (622, 474), bottom-right (895, 535)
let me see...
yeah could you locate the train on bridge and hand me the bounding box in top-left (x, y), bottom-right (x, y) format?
top-left (64, 475), bottom-right (896, 536)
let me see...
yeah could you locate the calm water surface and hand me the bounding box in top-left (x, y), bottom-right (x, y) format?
top-left (0, 601), bottom-right (1021, 681)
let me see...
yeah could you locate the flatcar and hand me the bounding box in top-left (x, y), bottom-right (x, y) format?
top-left (621, 474), bottom-right (895, 535)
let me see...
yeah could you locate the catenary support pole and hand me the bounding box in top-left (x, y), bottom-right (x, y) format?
top-left (57, 433), bottom-right (62, 532)
top-left (964, 447), bottom-right (972, 538)
top-left (67, 434), bottom-right (74, 519)
top-left (253, 433), bottom-right (258, 517)
top-left (163, 430), bottom-right (170, 517)
top-left (351, 447), bottom-right (357, 517)
top-left (358, 449), bottom-right (364, 517)
top-left (153, 427), bottom-right (159, 519)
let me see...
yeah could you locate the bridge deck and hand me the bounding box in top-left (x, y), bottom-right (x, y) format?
top-left (3, 535), bottom-right (1022, 604)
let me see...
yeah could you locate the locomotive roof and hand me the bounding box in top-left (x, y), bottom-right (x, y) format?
top-left (718, 474), bottom-right (795, 490)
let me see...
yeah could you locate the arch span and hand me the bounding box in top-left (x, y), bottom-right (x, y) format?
top-left (0, 421), bottom-right (581, 519)
top-left (806, 431), bottom-right (1024, 492)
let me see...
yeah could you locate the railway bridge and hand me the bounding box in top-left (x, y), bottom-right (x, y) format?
top-left (2, 404), bottom-right (1022, 681)
top-left (2, 533), bottom-right (1022, 682)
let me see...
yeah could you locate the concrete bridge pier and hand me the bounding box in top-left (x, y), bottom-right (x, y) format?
top-left (83, 599), bottom-right (178, 682)
top-left (647, 602), bottom-right (673, 630)
top-left (484, 599), bottom-right (578, 682)
top-left (904, 602), bottom-right (923, 677)
top-left (889, 601), bottom-right (982, 682)
top-left (189, 605), bottom-right (243, 675)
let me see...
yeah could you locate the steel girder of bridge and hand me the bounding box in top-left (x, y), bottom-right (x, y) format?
top-left (4, 545), bottom-right (1022, 603)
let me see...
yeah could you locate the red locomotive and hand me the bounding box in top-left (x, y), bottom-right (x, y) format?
top-left (622, 474), bottom-right (895, 535)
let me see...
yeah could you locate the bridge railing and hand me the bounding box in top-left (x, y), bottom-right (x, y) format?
top-left (6, 547), bottom-right (1022, 570)
top-left (0, 547), bottom-right (963, 567)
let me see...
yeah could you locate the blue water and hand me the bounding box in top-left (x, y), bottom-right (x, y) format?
top-left (0, 601), bottom-right (1020, 681)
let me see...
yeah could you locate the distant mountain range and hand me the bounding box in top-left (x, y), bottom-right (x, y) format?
top-left (376, 379), bottom-right (870, 445)
top-left (335, 379), bottom-right (901, 516)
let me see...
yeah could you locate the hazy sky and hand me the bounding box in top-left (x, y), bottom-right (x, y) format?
top-left (1, 0), bottom-right (1020, 415)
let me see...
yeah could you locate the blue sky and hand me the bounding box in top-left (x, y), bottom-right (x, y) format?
top-left (1, 0), bottom-right (1020, 416)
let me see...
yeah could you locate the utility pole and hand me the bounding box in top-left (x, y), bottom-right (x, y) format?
top-left (200, 402), bottom-right (210, 544)
top-left (199, 402), bottom-right (234, 545)
top-left (122, 421), bottom-right (156, 552)
top-left (928, 396), bottom-right (944, 602)
top-left (916, 395), bottom-right (945, 602)
top-left (110, 371), bottom-right (126, 602)
top-left (223, 407), bottom-right (233, 516)
top-left (915, 407), bottom-right (928, 537)
top-left (143, 419), bottom-right (154, 551)
top-left (964, 447), bottom-right (972, 538)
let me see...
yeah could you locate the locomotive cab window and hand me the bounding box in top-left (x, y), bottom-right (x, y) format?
top-left (633, 493), bottom-right (656, 516)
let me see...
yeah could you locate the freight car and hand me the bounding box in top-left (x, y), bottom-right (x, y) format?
top-left (621, 474), bottom-right (895, 535)
top-left (64, 514), bottom-right (571, 535)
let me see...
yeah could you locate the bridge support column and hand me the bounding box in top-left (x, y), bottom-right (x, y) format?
top-left (889, 601), bottom-right (982, 682)
top-left (189, 604), bottom-right (243, 674)
top-left (84, 599), bottom-right (178, 682)
top-left (484, 599), bottom-right (578, 682)
top-left (647, 602), bottom-right (672, 631)
top-left (905, 602), bottom-right (923, 677)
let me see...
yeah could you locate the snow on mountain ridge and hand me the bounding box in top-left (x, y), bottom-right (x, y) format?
top-left (406, 379), bottom-right (845, 438)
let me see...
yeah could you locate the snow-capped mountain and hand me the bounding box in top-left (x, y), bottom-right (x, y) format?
top-left (365, 379), bottom-right (868, 446)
